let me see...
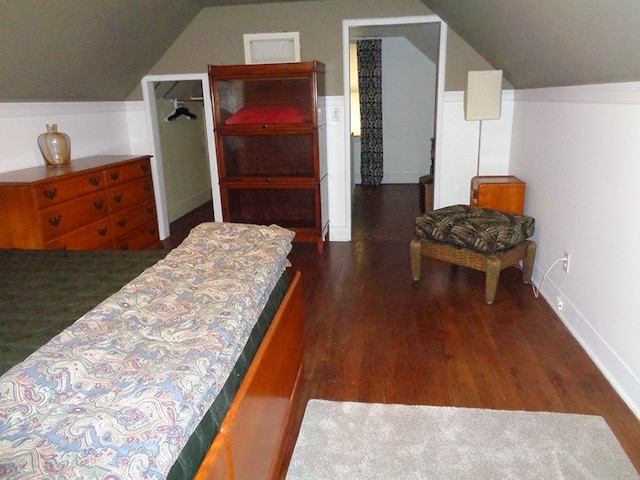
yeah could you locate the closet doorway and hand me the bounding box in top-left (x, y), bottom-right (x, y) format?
top-left (342, 15), bottom-right (446, 240)
top-left (141, 74), bottom-right (221, 240)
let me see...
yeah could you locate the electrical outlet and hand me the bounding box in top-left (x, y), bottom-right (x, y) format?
top-left (563, 252), bottom-right (570, 273)
top-left (556, 296), bottom-right (564, 311)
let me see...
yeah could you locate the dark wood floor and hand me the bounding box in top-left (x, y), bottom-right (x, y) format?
top-left (166, 185), bottom-right (640, 475)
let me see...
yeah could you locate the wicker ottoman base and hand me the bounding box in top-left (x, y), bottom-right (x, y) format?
top-left (410, 238), bottom-right (537, 304)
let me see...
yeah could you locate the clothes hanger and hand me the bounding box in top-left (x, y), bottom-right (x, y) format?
top-left (166, 100), bottom-right (198, 122)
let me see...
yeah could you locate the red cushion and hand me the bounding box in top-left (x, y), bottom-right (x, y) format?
top-left (226, 105), bottom-right (308, 125)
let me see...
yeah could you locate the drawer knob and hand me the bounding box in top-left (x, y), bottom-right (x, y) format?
top-left (113, 194), bottom-right (123, 203)
top-left (141, 164), bottom-right (150, 173)
top-left (44, 188), bottom-right (57, 200)
top-left (117, 219), bottom-right (127, 228)
top-left (98, 227), bottom-right (108, 237)
top-left (94, 200), bottom-right (104, 210)
top-left (89, 176), bottom-right (101, 186)
top-left (144, 183), bottom-right (152, 192)
top-left (266, 177), bottom-right (272, 182)
top-left (110, 171), bottom-right (120, 181)
top-left (48, 215), bottom-right (62, 227)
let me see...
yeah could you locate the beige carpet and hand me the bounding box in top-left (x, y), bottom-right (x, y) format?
top-left (286, 400), bottom-right (639, 479)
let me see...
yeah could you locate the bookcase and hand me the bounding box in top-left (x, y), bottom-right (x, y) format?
top-left (208, 61), bottom-right (328, 253)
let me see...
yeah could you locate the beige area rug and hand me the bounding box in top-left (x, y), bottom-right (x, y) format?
top-left (286, 400), bottom-right (639, 479)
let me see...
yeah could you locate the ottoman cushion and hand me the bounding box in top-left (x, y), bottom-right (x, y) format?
top-left (415, 204), bottom-right (535, 254)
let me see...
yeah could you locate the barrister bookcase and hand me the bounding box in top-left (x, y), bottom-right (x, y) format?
top-left (208, 61), bottom-right (328, 253)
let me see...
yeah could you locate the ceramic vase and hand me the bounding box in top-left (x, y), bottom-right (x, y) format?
top-left (38, 124), bottom-right (71, 167)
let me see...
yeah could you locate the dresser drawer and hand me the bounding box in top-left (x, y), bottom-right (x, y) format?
top-left (110, 201), bottom-right (158, 239)
top-left (114, 221), bottom-right (161, 250)
top-left (107, 177), bottom-right (155, 213)
top-left (34, 171), bottom-right (105, 208)
top-left (44, 218), bottom-right (113, 250)
top-left (39, 192), bottom-right (109, 240)
top-left (105, 158), bottom-right (151, 186)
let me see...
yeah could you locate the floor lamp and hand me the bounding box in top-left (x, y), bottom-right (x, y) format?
top-left (464, 70), bottom-right (503, 176)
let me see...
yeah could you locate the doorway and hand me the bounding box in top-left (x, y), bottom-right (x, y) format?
top-left (342, 15), bottom-right (447, 240)
top-left (141, 73), bottom-right (221, 240)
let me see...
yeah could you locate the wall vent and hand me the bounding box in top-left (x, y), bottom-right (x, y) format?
top-left (243, 32), bottom-right (300, 64)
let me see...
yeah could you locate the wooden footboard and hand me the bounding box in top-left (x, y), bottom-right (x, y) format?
top-left (195, 271), bottom-right (304, 480)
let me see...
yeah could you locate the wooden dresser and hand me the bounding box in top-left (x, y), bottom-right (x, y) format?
top-left (0, 155), bottom-right (162, 250)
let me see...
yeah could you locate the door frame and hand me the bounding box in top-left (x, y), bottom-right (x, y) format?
top-left (141, 73), bottom-right (221, 240)
top-left (342, 15), bottom-right (447, 240)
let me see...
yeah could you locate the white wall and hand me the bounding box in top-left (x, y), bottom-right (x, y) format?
top-left (353, 36), bottom-right (436, 184)
top-left (510, 82), bottom-right (640, 417)
top-left (325, 96), bottom-right (350, 242)
top-left (437, 90), bottom-right (514, 208)
top-left (0, 102), bottom-right (146, 174)
top-left (156, 99), bottom-right (211, 222)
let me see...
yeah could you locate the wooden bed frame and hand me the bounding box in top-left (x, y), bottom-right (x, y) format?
top-left (195, 271), bottom-right (304, 479)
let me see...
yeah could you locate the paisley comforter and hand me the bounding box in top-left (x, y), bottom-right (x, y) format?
top-left (0, 222), bottom-right (294, 479)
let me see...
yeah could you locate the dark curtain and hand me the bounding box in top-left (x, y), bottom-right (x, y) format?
top-left (357, 39), bottom-right (383, 185)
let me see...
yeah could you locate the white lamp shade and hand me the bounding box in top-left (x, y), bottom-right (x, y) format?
top-left (464, 70), bottom-right (503, 121)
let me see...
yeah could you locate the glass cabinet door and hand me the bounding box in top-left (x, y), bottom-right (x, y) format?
top-left (224, 186), bottom-right (319, 229)
top-left (209, 61), bottom-right (326, 252)
top-left (219, 134), bottom-right (316, 178)
top-left (214, 76), bottom-right (314, 127)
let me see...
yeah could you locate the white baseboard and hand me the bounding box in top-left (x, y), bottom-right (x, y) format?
top-left (535, 265), bottom-right (640, 419)
top-left (328, 226), bottom-right (351, 242)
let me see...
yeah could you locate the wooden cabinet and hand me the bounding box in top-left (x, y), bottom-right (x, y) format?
top-left (470, 175), bottom-right (526, 214)
top-left (419, 175), bottom-right (434, 213)
top-left (208, 61), bottom-right (328, 253)
top-left (0, 155), bottom-right (162, 250)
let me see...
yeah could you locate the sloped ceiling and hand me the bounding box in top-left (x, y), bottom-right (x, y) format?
top-left (194, 0), bottom-right (312, 4)
top-left (1, 0), bottom-right (640, 101)
top-left (0, 0), bottom-right (200, 102)
top-left (420, 0), bottom-right (640, 88)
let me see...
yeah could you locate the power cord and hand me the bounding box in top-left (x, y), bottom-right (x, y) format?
top-left (527, 257), bottom-right (565, 298)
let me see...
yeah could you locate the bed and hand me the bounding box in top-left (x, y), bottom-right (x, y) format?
top-left (0, 222), bottom-right (304, 479)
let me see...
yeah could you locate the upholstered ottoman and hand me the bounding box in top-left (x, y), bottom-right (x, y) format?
top-left (410, 205), bottom-right (536, 304)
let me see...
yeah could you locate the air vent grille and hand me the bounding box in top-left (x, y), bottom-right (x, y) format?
top-left (243, 32), bottom-right (300, 64)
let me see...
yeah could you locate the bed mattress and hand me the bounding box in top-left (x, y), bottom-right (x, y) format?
top-left (0, 222), bottom-right (294, 479)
